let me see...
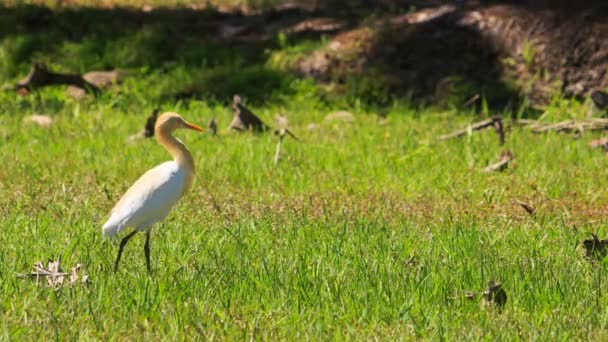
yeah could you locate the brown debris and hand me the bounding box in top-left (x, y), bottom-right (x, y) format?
top-left (463, 93), bottom-right (481, 107)
top-left (592, 90), bottom-right (608, 111)
top-left (456, 280), bottom-right (507, 310)
top-left (144, 109), bottom-right (159, 138)
top-left (582, 234), bottom-right (608, 261)
top-left (514, 199), bottom-right (535, 216)
top-left (482, 281), bottom-right (507, 310)
top-left (482, 150), bottom-right (514, 173)
top-left (208, 118), bottom-right (218, 136)
top-left (439, 116), bottom-right (504, 145)
top-left (128, 109), bottom-right (158, 142)
top-left (229, 95), bottom-right (270, 133)
top-left (286, 17), bottom-right (344, 35)
top-left (17, 259), bottom-right (90, 288)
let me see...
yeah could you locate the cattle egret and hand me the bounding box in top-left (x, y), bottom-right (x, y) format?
top-left (102, 112), bottom-right (204, 273)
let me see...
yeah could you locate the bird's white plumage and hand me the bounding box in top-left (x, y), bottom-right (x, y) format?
top-left (102, 161), bottom-right (186, 237)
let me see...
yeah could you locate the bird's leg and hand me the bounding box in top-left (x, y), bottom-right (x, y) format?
top-left (144, 231), bottom-right (151, 274)
top-left (114, 230), bottom-right (139, 273)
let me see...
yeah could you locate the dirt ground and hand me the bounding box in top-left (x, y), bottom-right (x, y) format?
top-left (292, 0), bottom-right (608, 108)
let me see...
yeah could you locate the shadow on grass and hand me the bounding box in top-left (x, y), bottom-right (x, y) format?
top-left (2, 1), bottom-right (607, 110)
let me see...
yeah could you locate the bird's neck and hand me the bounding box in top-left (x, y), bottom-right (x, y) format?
top-left (156, 128), bottom-right (196, 181)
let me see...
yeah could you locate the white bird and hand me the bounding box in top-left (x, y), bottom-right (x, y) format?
top-left (103, 112), bottom-right (204, 273)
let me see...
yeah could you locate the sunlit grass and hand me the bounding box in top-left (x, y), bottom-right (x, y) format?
top-left (1, 1), bottom-right (608, 340)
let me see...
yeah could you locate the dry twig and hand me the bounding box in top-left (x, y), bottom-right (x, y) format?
top-left (439, 116), bottom-right (504, 145)
top-left (483, 150), bottom-right (514, 173)
top-left (516, 118), bottom-right (608, 134)
top-left (514, 199), bottom-right (535, 215)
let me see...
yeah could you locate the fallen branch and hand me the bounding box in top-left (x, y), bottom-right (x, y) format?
top-left (463, 93), bottom-right (480, 107)
top-left (483, 150), bottom-right (514, 173)
top-left (516, 118), bottom-right (608, 134)
top-left (14, 63), bottom-right (101, 94)
top-left (439, 116), bottom-right (504, 145)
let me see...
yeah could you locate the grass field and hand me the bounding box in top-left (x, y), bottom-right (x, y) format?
top-left (2, 1), bottom-right (608, 340)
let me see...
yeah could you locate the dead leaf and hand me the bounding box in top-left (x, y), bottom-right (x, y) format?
top-left (483, 150), bottom-right (514, 173)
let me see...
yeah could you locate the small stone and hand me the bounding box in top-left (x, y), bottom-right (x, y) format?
top-left (325, 111), bottom-right (355, 122)
top-left (66, 86), bottom-right (86, 100)
top-left (23, 114), bottom-right (53, 128)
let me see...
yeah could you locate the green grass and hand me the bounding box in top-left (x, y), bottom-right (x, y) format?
top-left (2, 2), bottom-right (608, 340)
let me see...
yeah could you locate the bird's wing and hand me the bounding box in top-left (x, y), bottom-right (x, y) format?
top-left (102, 161), bottom-right (186, 236)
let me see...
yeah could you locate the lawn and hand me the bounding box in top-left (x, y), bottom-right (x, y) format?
top-left (2, 1), bottom-right (608, 340)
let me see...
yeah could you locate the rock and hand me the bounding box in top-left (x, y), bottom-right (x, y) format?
top-left (23, 114), bottom-right (52, 128)
top-left (82, 70), bottom-right (123, 89)
top-left (325, 111), bottom-right (355, 122)
top-left (66, 86), bottom-right (86, 100)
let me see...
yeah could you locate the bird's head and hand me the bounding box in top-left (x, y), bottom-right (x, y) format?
top-left (155, 112), bottom-right (204, 134)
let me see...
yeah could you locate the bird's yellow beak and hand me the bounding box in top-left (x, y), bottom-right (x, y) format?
top-left (183, 121), bottom-right (204, 133)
